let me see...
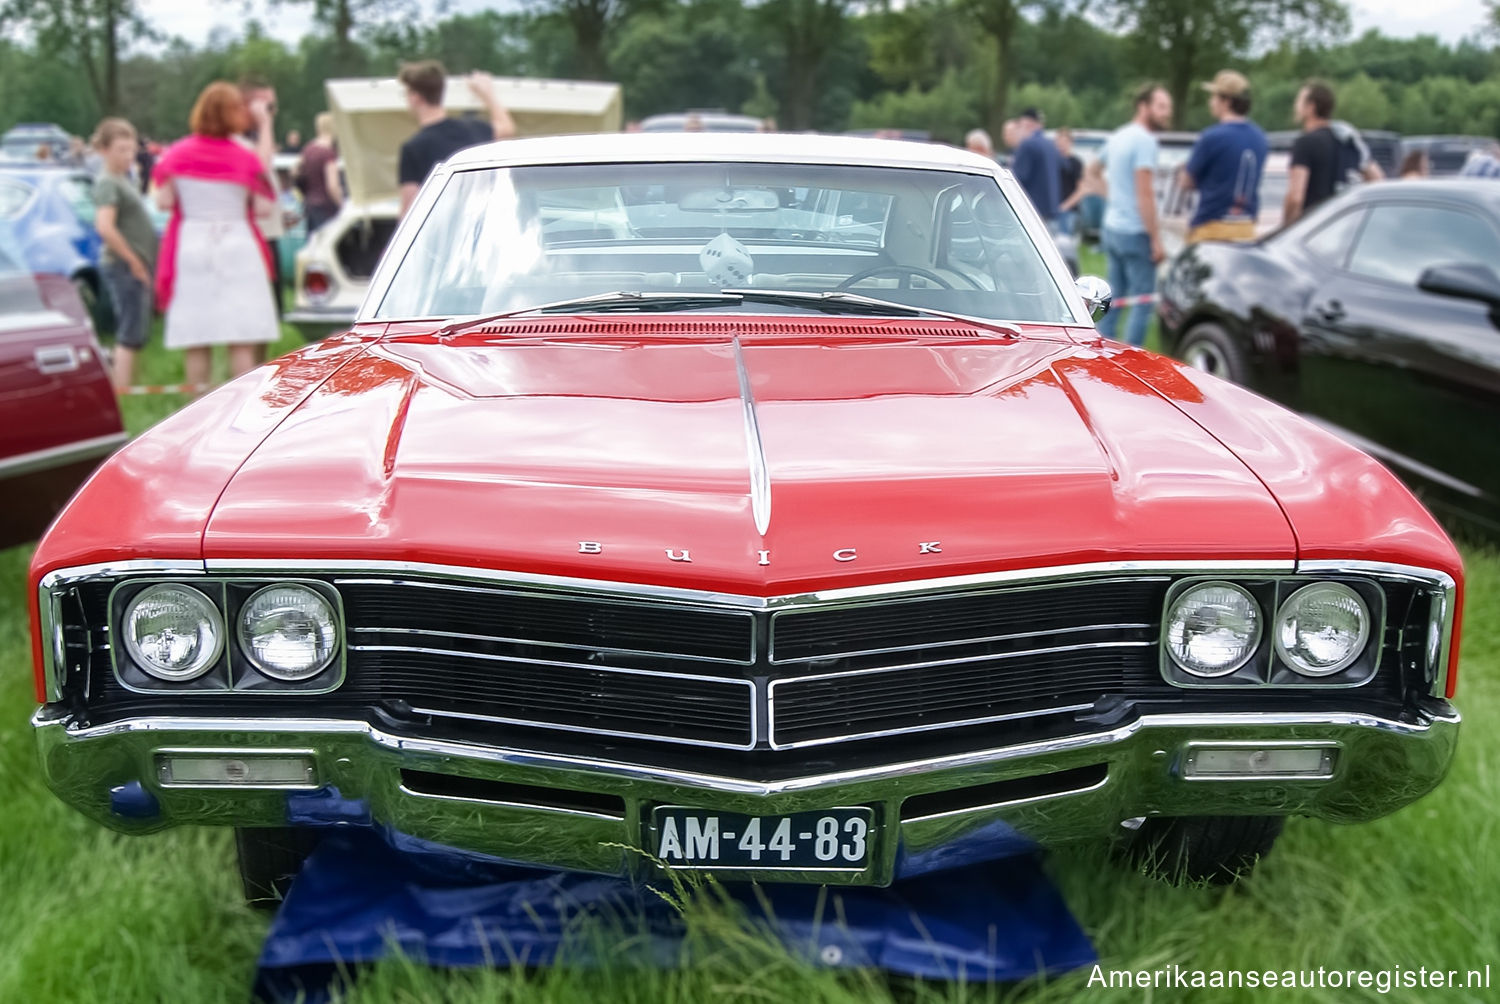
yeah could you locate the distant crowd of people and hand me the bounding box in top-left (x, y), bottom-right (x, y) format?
top-left (26, 59), bottom-right (1500, 391)
top-left (962, 70), bottom-right (1500, 347)
top-left (71, 59), bottom-right (515, 392)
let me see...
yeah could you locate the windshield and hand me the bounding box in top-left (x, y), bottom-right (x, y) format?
top-left (375, 162), bottom-right (1075, 324)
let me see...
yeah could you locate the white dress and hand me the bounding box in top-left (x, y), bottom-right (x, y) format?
top-left (163, 177), bottom-right (278, 348)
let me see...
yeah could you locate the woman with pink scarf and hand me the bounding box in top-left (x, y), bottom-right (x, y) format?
top-left (153, 81), bottom-right (278, 386)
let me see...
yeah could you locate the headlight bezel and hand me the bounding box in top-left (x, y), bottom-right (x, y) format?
top-left (1160, 575), bottom-right (1385, 689)
top-left (236, 582), bottom-right (341, 683)
top-left (1273, 581), bottom-right (1372, 678)
top-left (108, 577), bottom-right (345, 693)
top-left (1162, 580), bottom-right (1264, 679)
top-left (120, 583), bottom-right (225, 682)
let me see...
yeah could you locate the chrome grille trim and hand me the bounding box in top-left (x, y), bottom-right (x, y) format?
top-left (347, 626), bottom-right (750, 667)
top-left (769, 638), bottom-right (1155, 684)
top-left (346, 644), bottom-right (748, 685)
top-left (411, 691), bottom-right (759, 752)
top-left (765, 700), bottom-right (1096, 751)
top-left (767, 620), bottom-right (1155, 664)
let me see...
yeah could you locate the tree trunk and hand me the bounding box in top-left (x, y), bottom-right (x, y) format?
top-left (567, 0), bottom-right (611, 80)
top-left (103, 0), bottom-right (119, 114)
top-left (987, 34), bottom-right (1011, 141)
top-left (334, 0), bottom-right (354, 62)
top-left (784, 43), bottom-right (820, 130)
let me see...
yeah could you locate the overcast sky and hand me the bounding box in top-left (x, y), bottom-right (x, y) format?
top-left (141, 0), bottom-right (1491, 50)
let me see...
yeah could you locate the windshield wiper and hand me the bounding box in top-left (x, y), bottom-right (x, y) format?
top-left (721, 289), bottom-right (1022, 335)
top-left (435, 291), bottom-right (744, 337)
top-left (433, 287), bottom-right (1021, 338)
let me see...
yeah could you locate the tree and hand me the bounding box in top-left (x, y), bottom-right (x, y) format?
top-left (525, 0), bottom-right (644, 80)
top-left (1335, 72), bottom-right (1391, 129)
top-left (0, 0), bottom-right (151, 115)
top-left (609, 0), bottom-right (758, 119)
top-left (956, 0), bottom-right (1056, 138)
top-left (754, 0), bottom-right (857, 130)
top-left (256, 0), bottom-right (414, 73)
top-left (1102, 0), bottom-right (1350, 123)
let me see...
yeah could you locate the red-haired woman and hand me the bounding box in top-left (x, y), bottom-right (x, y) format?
top-left (151, 81), bottom-right (279, 386)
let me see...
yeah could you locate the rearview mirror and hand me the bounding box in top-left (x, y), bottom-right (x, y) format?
top-left (1076, 275), bottom-right (1112, 321)
top-left (678, 188), bottom-right (781, 212)
top-left (1418, 263), bottom-right (1500, 312)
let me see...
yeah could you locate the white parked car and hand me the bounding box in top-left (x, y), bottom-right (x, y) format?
top-left (287, 76), bottom-right (623, 338)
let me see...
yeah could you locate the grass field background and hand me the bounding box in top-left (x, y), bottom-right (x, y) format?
top-left (0, 283), bottom-right (1495, 1002)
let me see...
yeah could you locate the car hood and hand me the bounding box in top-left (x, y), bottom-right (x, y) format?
top-left (203, 317), bottom-right (1296, 595)
top-left (327, 76), bottom-right (623, 205)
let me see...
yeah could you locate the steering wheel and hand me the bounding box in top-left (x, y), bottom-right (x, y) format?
top-left (836, 265), bottom-right (955, 290)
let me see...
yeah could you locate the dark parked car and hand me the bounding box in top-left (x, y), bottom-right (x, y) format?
top-left (0, 222), bottom-right (125, 548)
top-left (1158, 179), bottom-right (1500, 535)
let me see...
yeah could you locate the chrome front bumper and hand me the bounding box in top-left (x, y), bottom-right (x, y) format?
top-left (34, 707), bottom-right (1459, 886)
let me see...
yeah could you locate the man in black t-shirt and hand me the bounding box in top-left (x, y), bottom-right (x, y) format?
top-left (1055, 128), bottom-right (1084, 234)
top-left (1283, 79), bottom-right (1381, 225)
top-left (397, 61), bottom-right (517, 217)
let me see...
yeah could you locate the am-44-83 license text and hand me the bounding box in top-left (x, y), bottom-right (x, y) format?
top-left (652, 807), bottom-right (872, 869)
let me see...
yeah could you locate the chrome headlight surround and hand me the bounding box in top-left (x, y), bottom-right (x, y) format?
top-left (102, 575), bottom-right (345, 694)
top-left (1163, 580), bottom-right (1263, 679)
top-left (236, 583), bottom-right (340, 682)
top-left (1273, 581), bottom-right (1371, 677)
top-left (121, 583), bottom-right (225, 682)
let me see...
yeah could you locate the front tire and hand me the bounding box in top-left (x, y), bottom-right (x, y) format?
top-left (1177, 321), bottom-right (1251, 386)
top-left (235, 827), bottom-right (323, 909)
top-left (1123, 815), bottom-right (1284, 885)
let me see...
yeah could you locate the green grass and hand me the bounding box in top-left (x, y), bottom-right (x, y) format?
top-left (1, 323), bottom-right (1496, 1002)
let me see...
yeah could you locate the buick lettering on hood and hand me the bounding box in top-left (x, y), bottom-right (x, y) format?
top-left (30, 134), bottom-right (1462, 900)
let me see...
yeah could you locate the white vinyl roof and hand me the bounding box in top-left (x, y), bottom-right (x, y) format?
top-left (446, 131), bottom-right (1006, 177)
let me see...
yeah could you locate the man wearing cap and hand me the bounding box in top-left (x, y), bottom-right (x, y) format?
top-left (1009, 108), bottom-right (1061, 224)
top-left (1178, 70), bottom-right (1268, 244)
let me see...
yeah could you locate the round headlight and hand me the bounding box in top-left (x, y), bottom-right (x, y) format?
top-left (1165, 582), bottom-right (1261, 677)
top-left (238, 584), bottom-right (339, 682)
top-left (1275, 582), bottom-right (1369, 676)
top-left (123, 584), bottom-right (223, 681)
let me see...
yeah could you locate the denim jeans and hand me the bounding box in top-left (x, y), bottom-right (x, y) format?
top-left (1096, 227), bottom-right (1156, 347)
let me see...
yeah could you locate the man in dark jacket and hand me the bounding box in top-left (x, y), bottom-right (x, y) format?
top-left (1009, 108), bottom-right (1061, 224)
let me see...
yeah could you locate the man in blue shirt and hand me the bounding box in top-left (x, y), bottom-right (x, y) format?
top-left (1097, 83), bottom-right (1173, 347)
top-left (1010, 108), bottom-right (1061, 222)
top-left (1180, 70), bottom-right (1268, 244)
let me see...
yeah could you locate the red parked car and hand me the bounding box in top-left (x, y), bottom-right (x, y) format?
top-left (1, 224), bottom-right (124, 549)
top-left (28, 135), bottom-right (1461, 904)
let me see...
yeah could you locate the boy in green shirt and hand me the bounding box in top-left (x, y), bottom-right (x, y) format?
top-left (91, 118), bottom-right (158, 392)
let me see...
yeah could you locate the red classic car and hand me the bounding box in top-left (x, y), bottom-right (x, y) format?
top-left (29, 135), bottom-right (1461, 904)
top-left (1, 224), bottom-right (125, 549)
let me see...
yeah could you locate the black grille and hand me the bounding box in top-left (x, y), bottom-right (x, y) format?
top-left (345, 648), bottom-right (753, 748)
top-left (771, 578), bottom-right (1163, 662)
top-left (341, 580), bottom-right (754, 663)
top-left (771, 645), bottom-right (1160, 747)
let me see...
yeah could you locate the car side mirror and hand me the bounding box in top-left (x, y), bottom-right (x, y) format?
top-left (1418, 264), bottom-right (1500, 324)
top-left (1076, 275), bottom-right (1112, 321)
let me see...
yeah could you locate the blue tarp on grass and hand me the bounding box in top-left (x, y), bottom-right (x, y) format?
top-left (253, 823), bottom-right (1095, 1002)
